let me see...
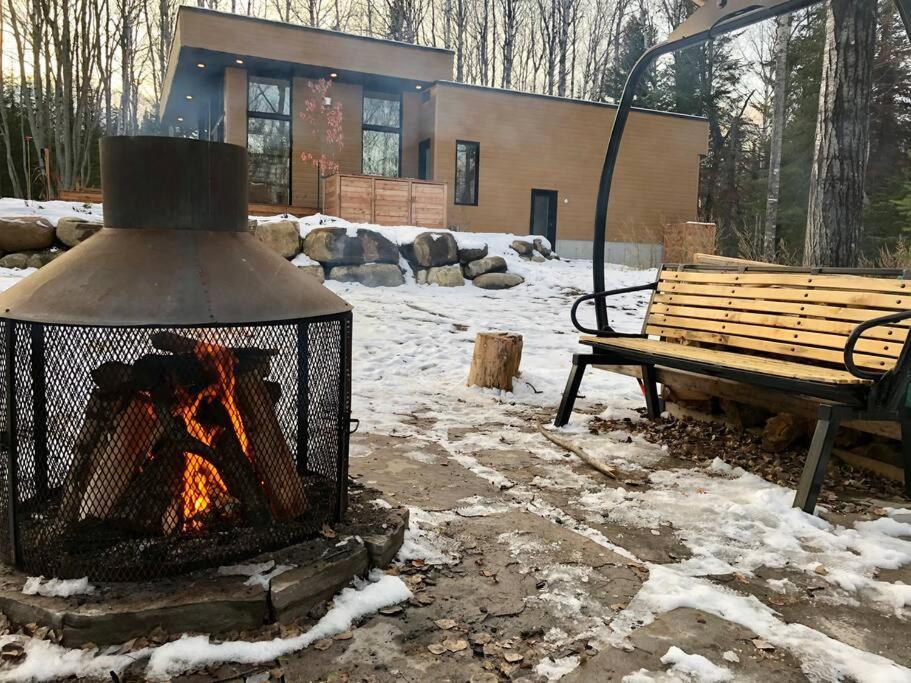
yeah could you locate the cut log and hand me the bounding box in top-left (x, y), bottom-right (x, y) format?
top-left (78, 398), bottom-right (164, 521)
top-left (111, 441), bottom-right (186, 534)
top-left (236, 373), bottom-right (308, 519)
top-left (150, 330), bottom-right (276, 377)
top-left (467, 332), bottom-right (523, 392)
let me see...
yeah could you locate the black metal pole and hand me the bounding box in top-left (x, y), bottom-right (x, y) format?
top-left (335, 313), bottom-right (353, 520)
top-left (4, 322), bottom-right (19, 566)
top-left (590, 0), bottom-right (822, 331)
top-left (29, 324), bottom-right (48, 500)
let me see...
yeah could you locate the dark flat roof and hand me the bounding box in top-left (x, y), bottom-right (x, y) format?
top-left (179, 6), bottom-right (454, 55)
top-left (433, 80), bottom-right (709, 122)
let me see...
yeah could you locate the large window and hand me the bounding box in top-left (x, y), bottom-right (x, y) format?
top-left (455, 140), bottom-right (479, 205)
top-left (362, 93), bottom-right (401, 177)
top-left (247, 76), bottom-right (291, 205)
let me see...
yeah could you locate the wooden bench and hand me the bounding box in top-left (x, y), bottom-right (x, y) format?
top-left (555, 264), bottom-right (911, 513)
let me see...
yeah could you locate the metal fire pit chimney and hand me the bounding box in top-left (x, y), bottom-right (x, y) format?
top-left (0, 136), bottom-right (353, 581)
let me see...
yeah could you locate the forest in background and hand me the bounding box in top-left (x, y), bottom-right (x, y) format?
top-left (0, 0), bottom-right (908, 265)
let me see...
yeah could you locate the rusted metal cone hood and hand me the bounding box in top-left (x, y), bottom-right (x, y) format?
top-left (0, 136), bottom-right (350, 326)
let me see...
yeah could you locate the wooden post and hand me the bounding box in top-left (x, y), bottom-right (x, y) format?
top-left (467, 332), bottom-right (523, 392)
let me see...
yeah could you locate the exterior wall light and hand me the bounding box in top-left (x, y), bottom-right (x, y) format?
top-left (186, 95), bottom-right (193, 100)
top-left (197, 63), bottom-right (205, 69)
top-left (235, 58), bottom-right (244, 65)
top-left (415, 84), bottom-right (422, 89)
top-left (330, 72), bottom-right (338, 78)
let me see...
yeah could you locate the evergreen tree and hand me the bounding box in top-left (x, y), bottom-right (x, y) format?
top-left (602, 11), bottom-right (665, 109)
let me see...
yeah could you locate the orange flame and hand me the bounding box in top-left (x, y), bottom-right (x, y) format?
top-left (175, 340), bottom-right (252, 530)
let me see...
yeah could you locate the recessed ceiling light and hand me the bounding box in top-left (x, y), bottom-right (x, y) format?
top-left (196, 62), bottom-right (205, 68)
top-left (177, 116), bottom-right (184, 122)
top-left (185, 95), bottom-right (193, 100)
top-left (235, 58), bottom-right (244, 64)
top-left (415, 84), bottom-right (422, 90)
top-left (330, 72), bottom-right (338, 78)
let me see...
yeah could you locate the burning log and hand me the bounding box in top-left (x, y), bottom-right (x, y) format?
top-left (236, 373), bottom-right (308, 519)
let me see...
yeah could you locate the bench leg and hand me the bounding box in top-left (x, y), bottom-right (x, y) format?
top-left (902, 410), bottom-right (911, 499)
top-left (793, 406), bottom-right (841, 514)
top-left (641, 365), bottom-right (661, 419)
top-left (555, 355), bottom-right (588, 427)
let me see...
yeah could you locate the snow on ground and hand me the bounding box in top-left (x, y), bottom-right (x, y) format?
top-left (0, 204), bottom-right (909, 680)
top-left (21, 576), bottom-right (94, 598)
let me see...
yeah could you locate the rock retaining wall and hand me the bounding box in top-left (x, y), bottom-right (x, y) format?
top-left (0, 214), bottom-right (557, 290)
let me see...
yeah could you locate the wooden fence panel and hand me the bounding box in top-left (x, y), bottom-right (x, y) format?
top-left (324, 174), bottom-right (447, 228)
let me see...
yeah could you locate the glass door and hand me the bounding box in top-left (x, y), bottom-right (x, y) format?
top-left (530, 189), bottom-right (558, 246)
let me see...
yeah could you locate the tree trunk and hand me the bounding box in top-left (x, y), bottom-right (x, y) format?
top-left (467, 332), bottom-right (523, 392)
top-left (763, 13), bottom-right (790, 262)
top-left (803, 0), bottom-right (876, 267)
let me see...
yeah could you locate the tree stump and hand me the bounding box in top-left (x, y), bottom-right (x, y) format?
top-left (467, 332), bottom-right (523, 392)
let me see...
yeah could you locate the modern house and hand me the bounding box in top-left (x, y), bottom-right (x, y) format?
top-left (160, 6), bottom-right (708, 261)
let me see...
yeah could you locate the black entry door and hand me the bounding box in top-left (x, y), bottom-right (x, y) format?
top-left (529, 189), bottom-right (558, 246)
top-left (418, 139), bottom-right (432, 180)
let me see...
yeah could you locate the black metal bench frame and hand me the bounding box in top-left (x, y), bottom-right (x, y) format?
top-left (555, 269), bottom-right (911, 513)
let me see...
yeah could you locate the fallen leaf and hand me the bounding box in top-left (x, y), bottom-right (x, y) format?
top-left (814, 565), bottom-right (828, 576)
top-left (752, 638), bottom-right (776, 651)
top-left (416, 593), bottom-right (435, 605)
top-left (405, 575), bottom-right (424, 586)
top-left (0, 642), bottom-right (25, 663)
top-left (333, 631), bottom-right (354, 640)
top-left (379, 605), bottom-right (403, 616)
top-left (610, 602), bottom-right (627, 611)
top-left (722, 650), bottom-right (740, 663)
top-left (320, 524), bottom-right (337, 539)
top-left (480, 569), bottom-right (497, 578)
top-left (427, 642), bottom-right (447, 655)
top-left (768, 594), bottom-right (796, 607)
top-left (313, 639), bottom-right (333, 651)
top-left (444, 638), bottom-right (469, 653)
top-left (503, 652), bottom-right (524, 663)
top-left (411, 559), bottom-right (426, 568)
top-left (499, 662), bottom-right (520, 675)
top-left (434, 619), bottom-right (458, 630)
top-left (733, 572), bottom-right (750, 584)
top-left (482, 642), bottom-right (502, 656)
top-left (470, 633), bottom-right (493, 645)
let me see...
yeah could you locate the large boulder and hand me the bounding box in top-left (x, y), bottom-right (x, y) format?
top-left (411, 232), bottom-right (459, 267)
top-left (0, 253), bottom-right (29, 269)
top-left (425, 264), bottom-right (464, 287)
top-left (27, 250), bottom-right (61, 268)
top-left (458, 244), bottom-right (488, 264)
top-left (533, 237), bottom-right (554, 259)
top-left (296, 264), bottom-right (325, 283)
top-left (464, 256), bottom-right (507, 279)
top-left (328, 263), bottom-right (404, 287)
top-left (303, 228), bottom-right (399, 266)
top-left (253, 219), bottom-right (300, 258)
top-left (473, 272), bottom-right (525, 290)
top-left (0, 217), bottom-right (55, 252)
top-left (510, 240), bottom-right (534, 258)
top-left (56, 217), bottom-right (102, 248)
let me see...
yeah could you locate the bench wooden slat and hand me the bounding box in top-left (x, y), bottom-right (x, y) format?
top-left (657, 281), bottom-right (911, 311)
top-left (649, 302), bottom-right (908, 343)
top-left (644, 326), bottom-right (896, 371)
top-left (581, 336), bottom-right (870, 385)
top-left (649, 313), bottom-right (902, 359)
top-left (654, 292), bottom-right (911, 326)
top-left (661, 270), bottom-right (911, 294)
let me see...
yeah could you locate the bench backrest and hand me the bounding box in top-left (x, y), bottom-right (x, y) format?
top-left (647, 266), bottom-right (911, 373)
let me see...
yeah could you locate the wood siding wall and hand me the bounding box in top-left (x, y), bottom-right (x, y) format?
top-left (292, 78), bottom-right (363, 208)
top-left (223, 67), bottom-right (247, 147)
top-left (431, 84), bottom-right (708, 244)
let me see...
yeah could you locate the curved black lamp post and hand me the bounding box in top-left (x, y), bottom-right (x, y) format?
top-left (589, 0), bottom-right (911, 332)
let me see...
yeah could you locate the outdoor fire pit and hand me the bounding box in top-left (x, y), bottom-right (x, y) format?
top-left (0, 136), bottom-right (353, 581)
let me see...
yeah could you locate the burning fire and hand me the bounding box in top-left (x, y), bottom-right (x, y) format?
top-left (175, 341), bottom-right (252, 529)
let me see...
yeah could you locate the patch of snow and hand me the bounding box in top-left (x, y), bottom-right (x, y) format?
top-left (535, 655), bottom-right (580, 681)
top-left (369, 498), bottom-right (393, 509)
top-left (291, 252), bottom-right (320, 267)
top-left (659, 646), bottom-right (732, 682)
top-left (217, 560), bottom-right (294, 590)
top-left (0, 637), bottom-right (146, 682)
top-left (454, 495), bottom-right (511, 517)
top-left (22, 576), bottom-right (94, 598)
top-left (396, 507), bottom-right (460, 565)
top-left (144, 570), bottom-right (411, 680)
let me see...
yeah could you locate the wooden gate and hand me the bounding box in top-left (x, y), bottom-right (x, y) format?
top-left (322, 174), bottom-right (447, 228)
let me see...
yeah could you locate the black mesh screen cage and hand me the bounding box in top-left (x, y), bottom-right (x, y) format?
top-left (0, 314), bottom-right (352, 581)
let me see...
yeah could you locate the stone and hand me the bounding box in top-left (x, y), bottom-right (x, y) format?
top-left (533, 238), bottom-right (553, 258)
top-left (363, 508), bottom-right (409, 569)
top-left (56, 217), bottom-right (102, 247)
top-left (328, 263), bottom-right (404, 287)
top-left (0, 253), bottom-right (30, 269)
top-left (762, 413), bottom-right (808, 453)
top-left (425, 264), bottom-right (464, 287)
top-left (458, 244), bottom-right (488, 264)
top-left (464, 256), bottom-right (507, 279)
top-left (411, 231), bottom-right (459, 267)
top-left (247, 219), bottom-right (258, 232)
top-left (472, 272), bottom-right (525, 290)
top-left (296, 264), bottom-right (325, 283)
top-left (303, 227), bottom-right (399, 266)
top-left (27, 250), bottom-right (61, 268)
top-left (271, 540), bottom-right (369, 623)
top-left (0, 217), bottom-right (55, 252)
top-left (415, 269), bottom-right (428, 285)
top-left (253, 219), bottom-right (300, 258)
top-left (510, 240), bottom-right (534, 257)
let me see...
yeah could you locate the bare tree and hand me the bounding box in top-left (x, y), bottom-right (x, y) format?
top-left (763, 13), bottom-right (790, 261)
top-left (804, 0), bottom-right (876, 267)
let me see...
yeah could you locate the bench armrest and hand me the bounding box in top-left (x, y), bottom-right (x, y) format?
top-left (570, 281), bottom-right (657, 335)
top-left (844, 309), bottom-right (911, 380)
